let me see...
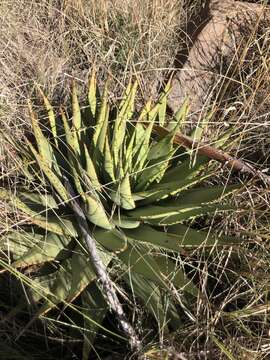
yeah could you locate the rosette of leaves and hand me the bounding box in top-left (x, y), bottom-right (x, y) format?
top-left (0, 72), bottom-right (240, 354)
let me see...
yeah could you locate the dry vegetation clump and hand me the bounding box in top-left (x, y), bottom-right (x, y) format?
top-left (0, 1), bottom-right (270, 359)
top-left (0, 0), bottom-right (183, 122)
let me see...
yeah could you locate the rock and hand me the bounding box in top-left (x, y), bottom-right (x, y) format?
top-left (168, 0), bottom-right (270, 121)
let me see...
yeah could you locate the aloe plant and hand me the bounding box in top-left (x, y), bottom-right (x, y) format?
top-left (0, 72), bottom-right (240, 355)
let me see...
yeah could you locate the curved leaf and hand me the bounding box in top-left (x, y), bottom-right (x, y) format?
top-left (84, 192), bottom-right (112, 230)
top-left (37, 87), bottom-right (58, 146)
top-left (128, 203), bottom-right (234, 226)
top-left (11, 232), bottom-right (71, 269)
top-left (37, 247), bottom-right (112, 315)
top-left (125, 224), bottom-right (240, 249)
top-left (110, 173), bottom-right (135, 210)
top-left (93, 228), bottom-right (127, 253)
top-left (72, 81), bottom-right (82, 142)
top-left (88, 69), bottom-right (97, 118)
top-left (81, 284), bottom-right (108, 359)
top-left (28, 101), bottom-right (54, 166)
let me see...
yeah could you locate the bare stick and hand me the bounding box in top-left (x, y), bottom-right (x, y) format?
top-left (151, 124), bottom-right (270, 186)
top-left (63, 177), bottom-right (141, 352)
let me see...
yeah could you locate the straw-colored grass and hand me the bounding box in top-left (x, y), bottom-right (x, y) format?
top-left (0, 1), bottom-right (270, 359)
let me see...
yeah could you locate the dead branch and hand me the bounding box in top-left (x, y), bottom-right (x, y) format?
top-left (152, 124), bottom-right (270, 186)
top-left (63, 177), bottom-right (142, 353)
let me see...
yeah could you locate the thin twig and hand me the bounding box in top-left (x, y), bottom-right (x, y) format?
top-left (151, 124), bottom-right (270, 186)
top-left (63, 177), bottom-right (142, 352)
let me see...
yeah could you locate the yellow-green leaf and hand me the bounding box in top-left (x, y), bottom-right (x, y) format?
top-left (72, 81), bottom-right (82, 141)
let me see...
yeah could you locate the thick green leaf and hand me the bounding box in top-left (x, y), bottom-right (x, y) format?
top-left (112, 215), bottom-right (140, 229)
top-left (27, 141), bottom-right (69, 202)
top-left (112, 82), bottom-right (137, 167)
top-left (133, 172), bottom-right (212, 205)
top-left (128, 203), bottom-right (233, 226)
top-left (103, 136), bottom-right (115, 182)
top-left (88, 69), bottom-right (97, 118)
top-left (161, 155), bottom-right (209, 184)
top-left (133, 100), bottom-right (151, 153)
top-left (124, 127), bottom-right (136, 174)
top-left (0, 189), bottom-right (58, 210)
top-left (61, 108), bottom-right (79, 155)
top-left (81, 284), bottom-right (108, 360)
top-left (19, 191), bottom-right (59, 209)
top-left (0, 231), bottom-right (44, 260)
top-left (167, 98), bottom-right (189, 132)
top-left (170, 184), bottom-right (239, 206)
top-left (37, 247), bottom-right (112, 315)
top-left (93, 228), bottom-right (127, 253)
top-left (122, 272), bottom-right (180, 331)
top-left (119, 242), bottom-right (198, 298)
top-left (158, 81), bottom-right (171, 126)
top-left (190, 111), bottom-right (211, 141)
top-left (92, 81), bottom-right (108, 151)
top-left (132, 101), bottom-right (159, 177)
top-left (84, 192), bottom-right (112, 230)
top-left (72, 81), bottom-right (82, 141)
top-left (110, 173), bottom-right (135, 210)
top-left (11, 232), bottom-right (71, 269)
top-left (119, 244), bottom-right (170, 288)
top-left (136, 149), bottom-right (176, 191)
top-left (125, 224), bottom-right (240, 249)
top-left (7, 193), bottom-right (77, 236)
top-left (168, 223), bottom-right (241, 246)
top-left (94, 104), bottom-right (109, 162)
top-left (84, 144), bottom-right (101, 190)
top-left (28, 101), bottom-right (54, 167)
top-left (38, 87), bottom-right (58, 146)
top-left (136, 118), bottom-right (182, 190)
top-left (154, 255), bottom-right (198, 296)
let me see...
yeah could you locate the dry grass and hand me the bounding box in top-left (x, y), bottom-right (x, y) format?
top-left (0, 1), bottom-right (270, 359)
top-left (0, 0), bottom-right (183, 116)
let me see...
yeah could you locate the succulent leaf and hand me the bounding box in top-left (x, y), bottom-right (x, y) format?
top-left (3, 77), bottom-right (243, 340)
top-left (11, 232), bottom-right (71, 269)
top-left (37, 86), bottom-right (58, 146)
top-left (110, 173), bottom-right (136, 210)
top-left (88, 69), bottom-right (97, 118)
top-left (84, 192), bottom-right (112, 230)
top-left (128, 203), bottom-right (234, 226)
top-left (158, 81), bottom-right (171, 126)
top-left (37, 247), bottom-right (112, 315)
top-left (72, 81), bottom-right (82, 142)
top-left (28, 101), bottom-right (54, 167)
top-left (93, 228), bottom-right (127, 253)
top-left (81, 283), bottom-right (108, 360)
top-left (125, 224), bottom-right (240, 251)
top-left (27, 141), bottom-right (69, 202)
